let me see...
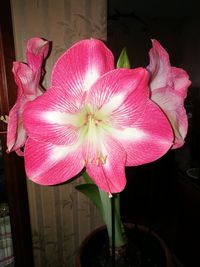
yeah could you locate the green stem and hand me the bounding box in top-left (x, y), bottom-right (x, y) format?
top-left (98, 189), bottom-right (127, 248)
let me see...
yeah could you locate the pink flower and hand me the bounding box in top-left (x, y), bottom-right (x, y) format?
top-left (23, 39), bottom-right (173, 193)
top-left (147, 39), bottom-right (191, 149)
top-left (7, 38), bottom-right (49, 155)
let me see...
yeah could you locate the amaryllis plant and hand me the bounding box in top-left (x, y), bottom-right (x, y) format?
top-left (6, 37), bottom-right (190, 262)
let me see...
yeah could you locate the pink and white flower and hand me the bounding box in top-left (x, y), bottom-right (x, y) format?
top-left (147, 39), bottom-right (191, 149)
top-left (23, 39), bottom-right (173, 193)
top-left (7, 38), bottom-right (49, 155)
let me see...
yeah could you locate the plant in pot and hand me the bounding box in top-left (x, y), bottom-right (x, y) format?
top-left (6, 37), bottom-right (191, 266)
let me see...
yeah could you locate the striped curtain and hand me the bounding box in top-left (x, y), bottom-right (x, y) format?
top-left (10, 1), bottom-right (107, 266)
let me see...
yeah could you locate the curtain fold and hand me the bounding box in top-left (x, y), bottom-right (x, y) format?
top-left (10, 1), bottom-right (107, 266)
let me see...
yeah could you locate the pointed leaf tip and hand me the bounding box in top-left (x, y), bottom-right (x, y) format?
top-left (75, 183), bottom-right (103, 214)
top-left (117, 48), bottom-right (131, 69)
top-left (83, 171), bottom-right (94, 184)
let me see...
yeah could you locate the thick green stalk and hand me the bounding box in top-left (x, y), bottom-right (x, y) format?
top-left (98, 189), bottom-right (127, 248)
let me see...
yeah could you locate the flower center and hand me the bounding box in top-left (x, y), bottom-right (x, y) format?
top-left (81, 110), bottom-right (107, 167)
top-left (85, 113), bottom-right (101, 126)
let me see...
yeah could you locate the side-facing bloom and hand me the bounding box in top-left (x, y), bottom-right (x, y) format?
top-left (23, 39), bottom-right (173, 194)
top-left (7, 38), bottom-right (49, 155)
top-left (147, 39), bottom-right (191, 149)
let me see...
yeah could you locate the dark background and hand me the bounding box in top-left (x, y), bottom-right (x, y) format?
top-left (107, 1), bottom-right (200, 266)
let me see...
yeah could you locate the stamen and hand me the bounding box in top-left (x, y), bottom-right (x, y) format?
top-left (101, 155), bottom-right (107, 164)
top-left (84, 112), bottom-right (101, 127)
top-left (83, 154), bottom-right (107, 167)
top-left (96, 158), bottom-right (100, 166)
top-left (96, 154), bottom-right (107, 166)
top-left (88, 158), bottom-right (95, 164)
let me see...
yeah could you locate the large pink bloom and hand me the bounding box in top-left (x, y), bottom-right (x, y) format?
top-left (23, 39), bottom-right (173, 193)
top-left (147, 39), bottom-right (191, 149)
top-left (7, 38), bottom-right (49, 155)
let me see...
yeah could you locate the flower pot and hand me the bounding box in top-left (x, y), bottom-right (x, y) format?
top-left (76, 223), bottom-right (174, 267)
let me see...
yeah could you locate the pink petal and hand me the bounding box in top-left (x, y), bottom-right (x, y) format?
top-left (113, 100), bottom-right (173, 166)
top-left (51, 39), bottom-right (114, 97)
top-left (8, 62), bottom-right (43, 154)
top-left (151, 87), bottom-right (188, 149)
top-left (147, 39), bottom-right (191, 149)
top-left (24, 138), bottom-right (83, 185)
top-left (147, 39), bottom-right (171, 90)
top-left (12, 62), bottom-right (42, 97)
top-left (26, 37), bottom-right (49, 71)
top-left (7, 38), bottom-right (49, 155)
top-left (15, 149), bottom-right (24, 156)
top-left (85, 136), bottom-right (127, 193)
top-left (172, 67), bottom-right (191, 97)
top-left (23, 86), bottom-right (82, 145)
top-left (88, 68), bottom-right (149, 127)
top-left (7, 98), bottom-right (27, 154)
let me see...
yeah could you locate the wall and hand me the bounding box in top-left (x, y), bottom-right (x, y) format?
top-left (10, 1), bottom-right (106, 266)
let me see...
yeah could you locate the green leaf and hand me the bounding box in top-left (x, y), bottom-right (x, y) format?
top-left (116, 48), bottom-right (131, 69)
top-left (82, 171), bottom-right (94, 184)
top-left (75, 184), bottom-right (103, 214)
